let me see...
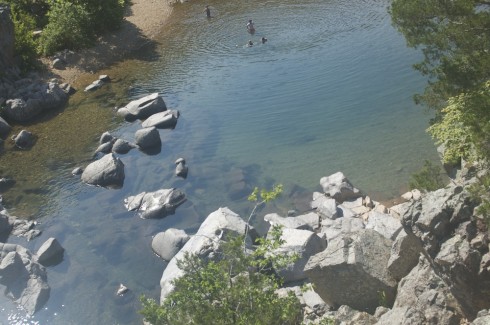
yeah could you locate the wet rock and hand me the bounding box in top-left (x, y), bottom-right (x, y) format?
top-left (94, 140), bottom-right (114, 155)
top-left (0, 177), bottom-right (15, 191)
top-left (135, 127), bottom-right (161, 150)
top-left (0, 116), bottom-right (11, 138)
top-left (81, 153), bottom-right (125, 188)
top-left (36, 237), bottom-right (64, 266)
top-left (0, 243), bottom-right (50, 315)
top-left (116, 283), bottom-right (129, 296)
top-left (151, 228), bottom-right (190, 261)
top-left (12, 129), bottom-right (34, 149)
top-left (141, 109), bottom-right (180, 129)
top-left (84, 79), bottom-right (105, 92)
top-left (71, 167), bottom-right (83, 175)
top-left (124, 188), bottom-right (186, 219)
top-left (117, 93), bottom-right (167, 121)
top-left (112, 138), bottom-right (135, 154)
top-left (100, 131), bottom-right (114, 144)
top-left (175, 158), bottom-right (188, 178)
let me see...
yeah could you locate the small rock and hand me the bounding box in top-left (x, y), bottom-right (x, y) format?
top-left (116, 283), bottom-right (129, 296)
top-left (36, 237), bottom-right (64, 266)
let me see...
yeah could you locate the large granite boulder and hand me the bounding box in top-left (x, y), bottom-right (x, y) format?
top-left (124, 188), bottom-right (186, 219)
top-left (311, 193), bottom-right (339, 220)
top-left (378, 255), bottom-right (465, 325)
top-left (160, 207), bottom-right (258, 303)
top-left (117, 93), bottom-right (167, 121)
top-left (304, 229), bottom-right (396, 313)
top-left (81, 153), bottom-right (125, 188)
top-left (400, 184), bottom-right (476, 257)
top-left (151, 228), bottom-right (190, 261)
top-left (264, 212), bottom-right (320, 231)
top-left (0, 243), bottom-right (50, 315)
top-left (271, 228), bottom-right (326, 283)
top-left (320, 215), bottom-right (365, 241)
top-left (141, 109), bottom-right (179, 129)
top-left (387, 229), bottom-right (423, 281)
top-left (365, 211), bottom-right (403, 240)
top-left (319, 172), bottom-right (362, 203)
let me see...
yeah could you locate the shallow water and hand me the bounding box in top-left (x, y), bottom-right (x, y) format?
top-left (0, 0), bottom-right (439, 323)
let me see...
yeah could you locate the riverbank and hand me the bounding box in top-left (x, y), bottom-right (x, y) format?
top-left (43, 0), bottom-right (174, 85)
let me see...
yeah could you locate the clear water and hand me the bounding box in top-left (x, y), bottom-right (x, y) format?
top-left (0, 0), bottom-right (439, 323)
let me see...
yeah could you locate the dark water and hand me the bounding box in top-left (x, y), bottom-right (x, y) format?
top-left (0, 0), bottom-right (439, 323)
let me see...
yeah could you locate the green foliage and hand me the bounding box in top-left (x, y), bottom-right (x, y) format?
top-left (80, 0), bottom-right (126, 33)
top-left (9, 7), bottom-right (39, 71)
top-left (2, 0), bottom-right (49, 27)
top-left (248, 184), bottom-right (283, 204)
top-left (4, 0), bottom-right (127, 57)
top-left (468, 173), bottom-right (490, 229)
top-left (38, 1), bottom-right (93, 55)
top-left (390, 0), bottom-right (490, 110)
top-left (427, 81), bottom-right (490, 163)
top-left (140, 226), bottom-right (303, 325)
top-left (409, 160), bottom-right (445, 191)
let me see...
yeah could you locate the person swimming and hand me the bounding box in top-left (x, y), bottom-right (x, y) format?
top-left (261, 37), bottom-right (267, 44)
top-left (247, 40), bottom-right (254, 47)
top-left (246, 19), bottom-right (255, 33)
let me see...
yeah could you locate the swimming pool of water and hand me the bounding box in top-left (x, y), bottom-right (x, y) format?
top-left (0, 0), bottom-right (440, 323)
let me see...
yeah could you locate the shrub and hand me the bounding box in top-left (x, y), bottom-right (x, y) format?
top-left (10, 8), bottom-right (39, 71)
top-left (140, 227), bottom-right (302, 325)
top-left (38, 0), bottom-right (93, 55)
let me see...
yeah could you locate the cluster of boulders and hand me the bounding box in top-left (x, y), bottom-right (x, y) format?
top-left (153, 169), bottom-right (490, 324)
top-left (0, 5), bottom-right (75, 157)
top-left (0, 197), bottom-right (65, 315)
top-left (75, 92), bottom-right (188, 218)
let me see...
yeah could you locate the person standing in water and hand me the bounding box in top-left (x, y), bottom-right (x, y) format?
top-left (204, 5), bottom-right (211, 18)
top-left (247, 19), bottom-right (255, 33)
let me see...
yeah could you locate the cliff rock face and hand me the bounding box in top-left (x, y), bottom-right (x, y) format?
top-left (0, 5), bottom-right (15, 69)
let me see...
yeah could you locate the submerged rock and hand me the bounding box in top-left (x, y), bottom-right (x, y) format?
top-left (117, 93), bottom-right (167, 121)
top-left (124, 188), bottom-right (186, 219)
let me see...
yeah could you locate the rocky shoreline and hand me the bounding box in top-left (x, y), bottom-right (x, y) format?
top-left (152, 167), bottom-right (490, 324)
top-left (1, 2), bottom-right (490, 324)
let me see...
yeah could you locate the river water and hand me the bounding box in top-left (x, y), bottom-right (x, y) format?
top-left (0, 0), bottom-right (439, 323)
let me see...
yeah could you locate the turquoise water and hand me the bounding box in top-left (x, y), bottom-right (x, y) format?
top-left (0, 0), bottom-right (439, 323)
